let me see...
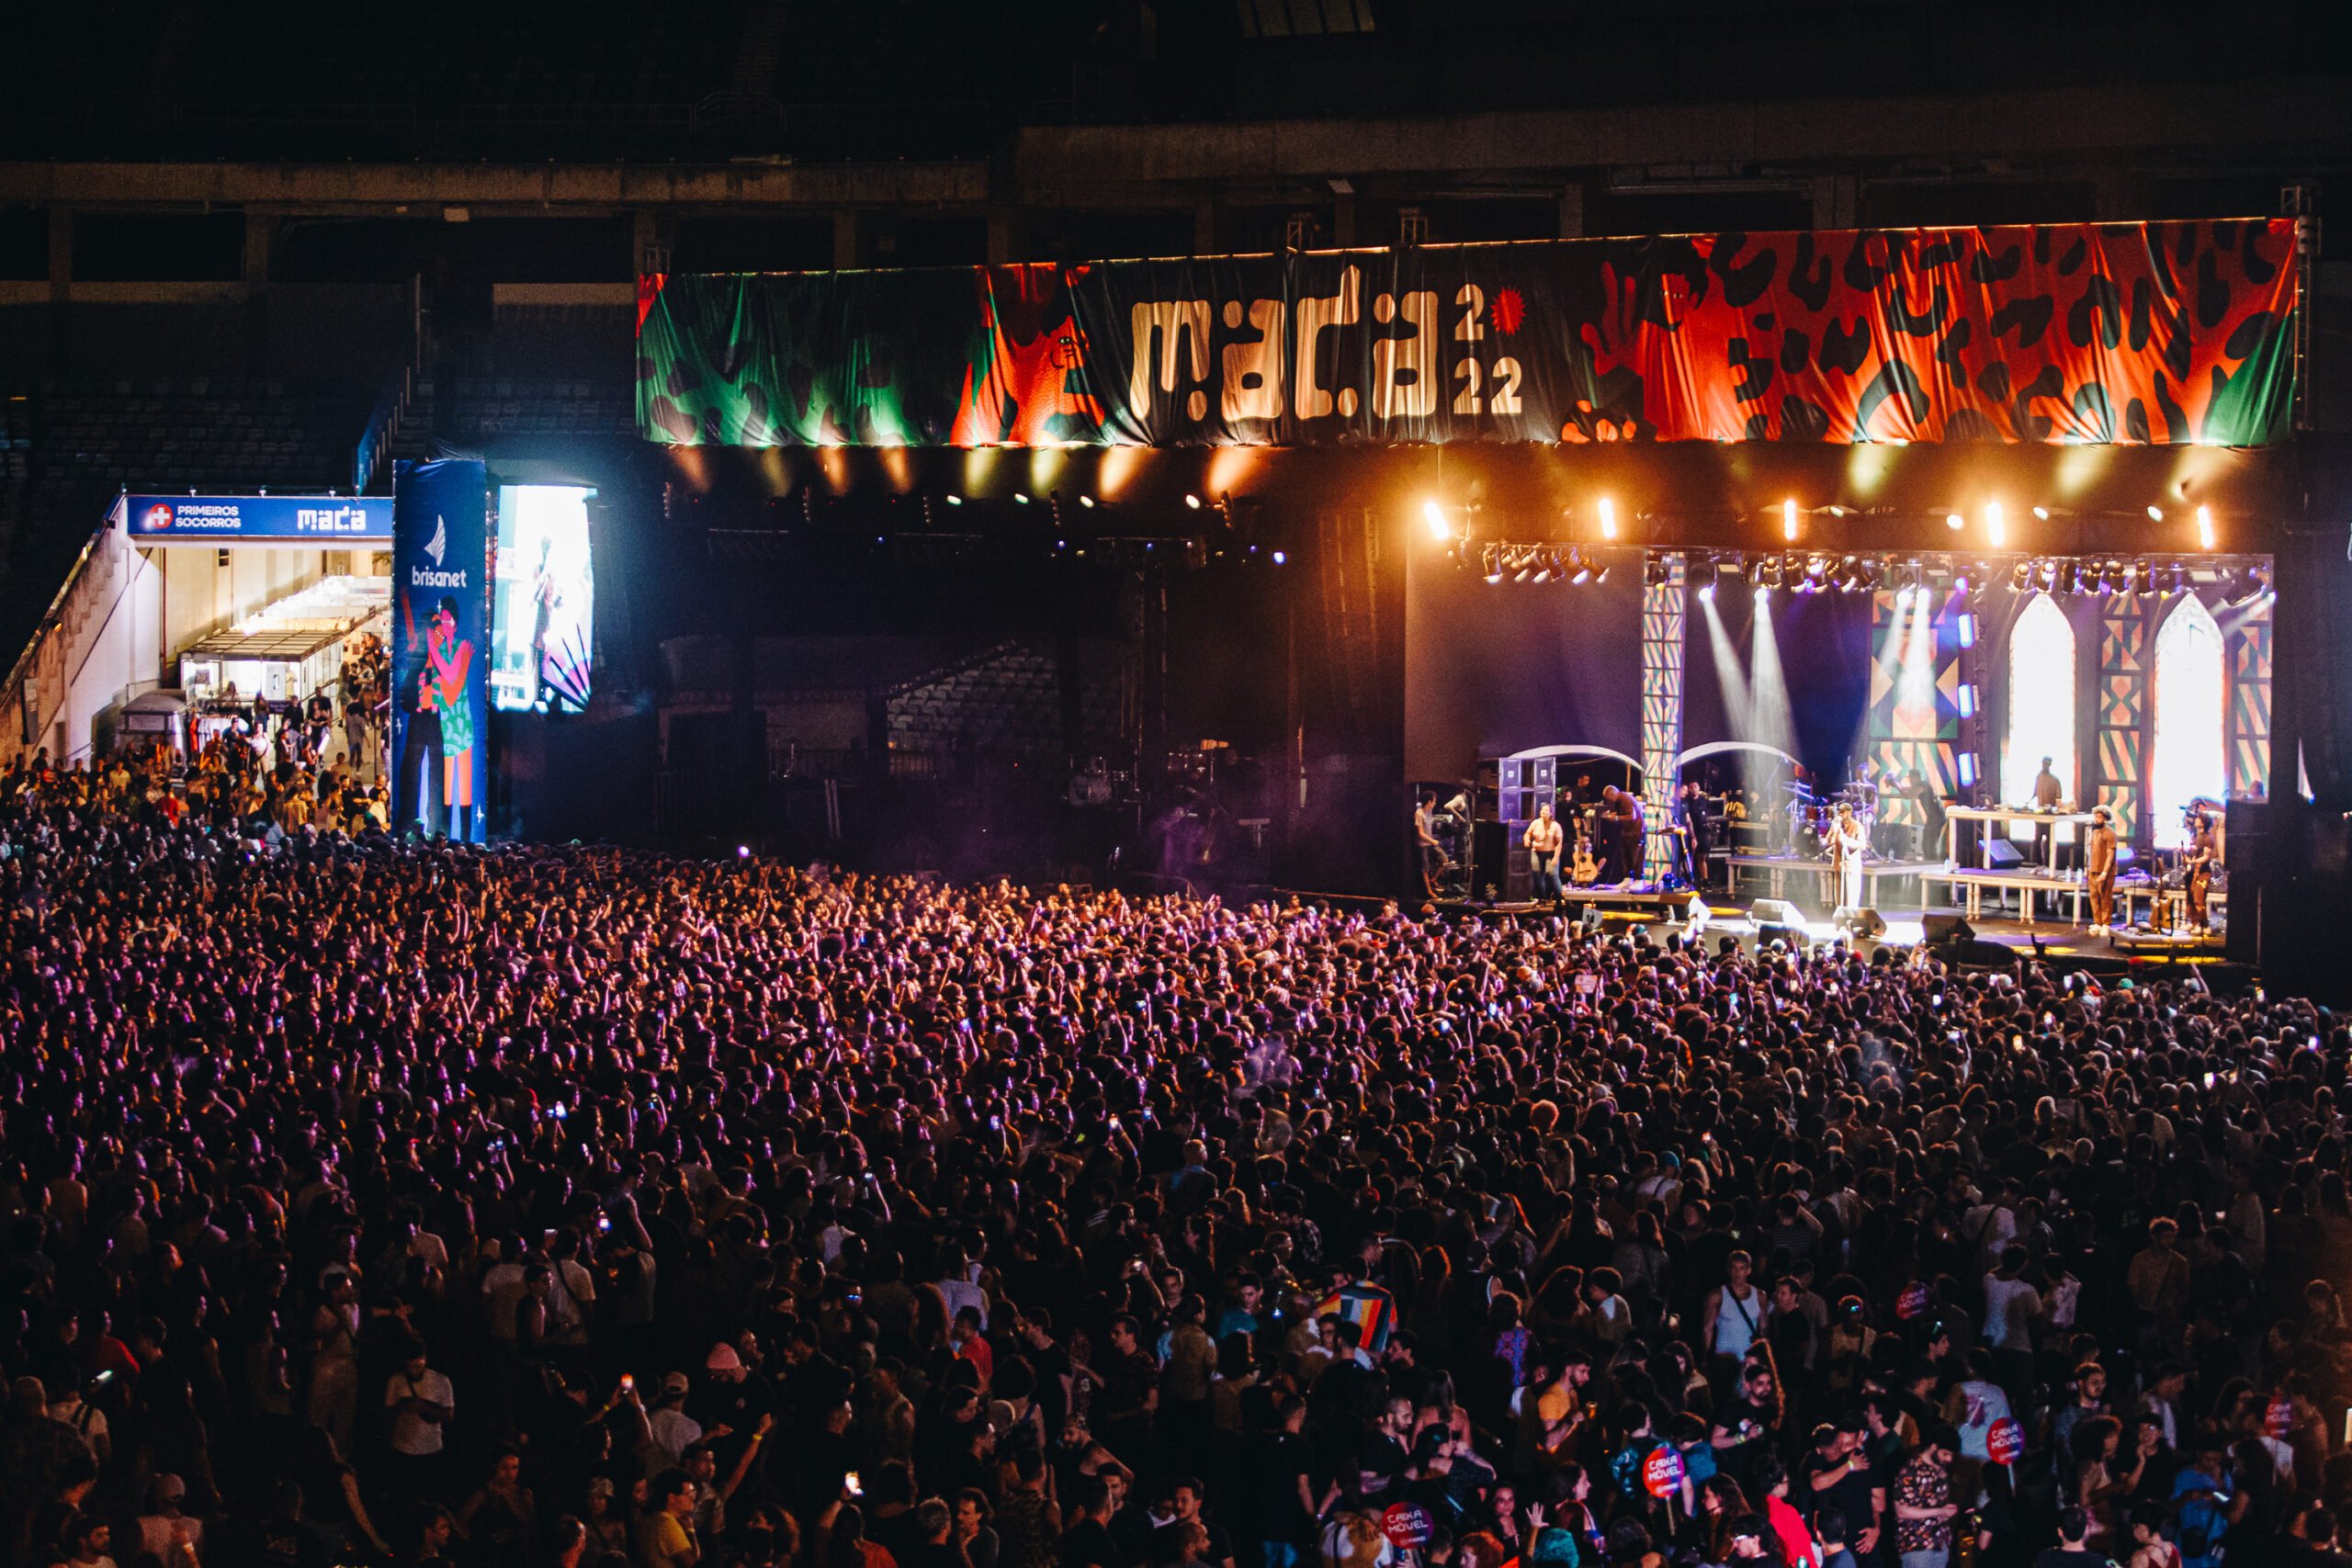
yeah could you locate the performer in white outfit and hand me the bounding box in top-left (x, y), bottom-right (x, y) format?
top-left (1829, 801), bottom-right (1868, 912)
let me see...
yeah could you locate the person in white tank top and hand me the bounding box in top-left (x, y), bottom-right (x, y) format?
top-left (1706, 1250), bottom-right (1762, 1367)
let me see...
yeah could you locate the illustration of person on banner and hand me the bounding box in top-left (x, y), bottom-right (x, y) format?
top-left (421, 596), bottom-right (477, 840)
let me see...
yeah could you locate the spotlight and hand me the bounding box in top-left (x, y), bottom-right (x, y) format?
top-left (1571, 551), bottom-right (1594, 585)
top-left (1185, 493), bottom-right (1203, 509)
top-left (1783, 499), bottom-right (1800, 542)
top-left (1532, 549), bottom-right (1555, 585)
top-left (1761, 556), bottom-right (1786, 590)
top-left (2197, 504), bottom-right (2214, 549)
top-left (1957, 684), bottom-right (1977, 719)
top-left (1272, 550), bottom-right (1286, 565)
top-left (2056, 561), bottom-right (2080, 595)
top-left (945, 493), bottom-right (964, 506)
top-left (1957, 612), bottom-right (1977, 649)
top-left (2169, 562), bottom-right (2188, 594)
top-left (2239, 563), bottom-right (2271, 604)
top-left (1592, 562), bottom-right (1611, 584)
top-left (1691, 558), bottom-right (1718, 599)
top-left (1644, 555), bottom-right (1668, 587)
top-left (1958, 753), bottom-right (1979, 788)
top-left (1483, 546), bottom-right (1504, 584)
top-left (2031, 506), bottom-right (2049, 521)
top-left (1945, 512), bottom-right (1964, 531)
top-left (1513, 551), bottom-right (1532, 583)
top-left (2008, 560), bottom-right (2032, 592)
top-left (1598, 497), bottom-right (1618, 540)
top-left (2131, 561), bottom-right (2157, 596)
top-left (1423, 500), bottom-right (1450, 541)
top-left (1014, 491), bottom-right (1031, 503)
top-left (2147, 505), bottom-right (2165, 522)
top-left (1984, 501), bottom-right (2006, 547)
top-left (1079, 494), bottom-right (1096, 508)
top-left (1804, 558), bottom-right (1827, 592)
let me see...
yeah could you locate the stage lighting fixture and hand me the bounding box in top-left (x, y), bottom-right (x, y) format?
top-left (1985, 501), bottom-right (2006, 547)
top-left (945, 493), bottom-right (964, 505)
top-left (1644, 556), bottom-right (1668, 587)
top-left (1690, 558), bottom-right (1718, 598)
top-left (2197, 504), bottom-right (2215, 549)
top-left (2008, 560), bottom-right (2032, 592)
top-left (1957, 612), bottom-right (1977, 649)
top-left (1014, 491), bottom-right (1032, 503)
top-left (1423, 500), bottom-right (1450, 541)
top-left (2056, 560), bottom-right (2080, 594)
top-left (1079, 494), bottom-right (1096, 508)
top-left (1957, 684), bottom-right (1977, 718)
top-left (2238, 564), bottom-right (2271, 604)
top-left (1593, 561), bottom-right (1611, 584)
top-left (1531, 549), bottom-right (1555, 585)
top-left (2147, 505), bottom-right (2165, 522)
top-left (1894, 581), bottom-right (1913, 606)
top-left (1571, 551), bottom-right (1594, 585)
top-left (1945, 512), bottom-right (1964, 531)
top-left (2168, 562), bottom-right (2188, 594)
top-left (2032, 506), bottom-right (2050, 520)
top-left (1482, 546), bottom-right (1504, 584)
top-left (2132, 561), bottom-right (2157, 596)
top-left (1783, 499), bottom-right (1800, 541)
top-left (2108, 560), bottom-right (2132, 593)
top-left (1185, 493), bottom-right (1203, 509)
top-left (1958, 753), bottom-right (1978, 788)
top-left (1272, 550), bottom-right (1286, 565)
top-left (2038, 559), bottom-right (2060, 592)
top-left (1598, 497), bottom-right (1618, 539)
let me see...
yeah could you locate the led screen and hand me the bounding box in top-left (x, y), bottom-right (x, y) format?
top-left (492, 484), bottom-right (595, 713)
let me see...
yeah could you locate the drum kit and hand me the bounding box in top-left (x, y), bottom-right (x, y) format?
top-left (1781, 773), bottom-right (1877, 853)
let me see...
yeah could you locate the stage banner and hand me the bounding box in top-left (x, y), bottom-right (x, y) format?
top-left (126, 493), bottom-right (392, 543)
top-left (639, 220), bottom-right (2299, 449)
top-left (390, 459), bottom-right (490, 843)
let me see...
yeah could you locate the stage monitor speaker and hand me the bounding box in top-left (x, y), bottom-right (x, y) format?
top-left (1922, 913), bottom-right (1975, 947)
top-left (1984, 839), bottom-right (2023, 869)
top-left (1578, 906), bottom-right (1605, 932)
top-left (1750, 897), bottom-right (1804, 927)
top-left (1837, 906), bottom-right (1888, 939)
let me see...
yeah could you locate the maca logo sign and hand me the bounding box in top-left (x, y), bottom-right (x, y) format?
top-left (125, 494), bottom-right (392, 541)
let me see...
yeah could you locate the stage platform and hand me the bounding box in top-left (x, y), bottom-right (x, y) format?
top-left (1409, 886), bottom-right (2230, 975)
top-left (1721, 853), bottom-right (1945, 908)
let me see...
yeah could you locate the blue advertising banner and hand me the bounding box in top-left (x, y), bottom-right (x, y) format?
top-left (390, 459), bottom-right (490, 842)
top-left (126, 494), bottom-right (393, 542)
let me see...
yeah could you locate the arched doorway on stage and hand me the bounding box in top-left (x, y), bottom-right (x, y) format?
top-left (2150, 593), bottom-right (2226, 850)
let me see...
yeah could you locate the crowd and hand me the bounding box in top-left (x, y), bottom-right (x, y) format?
top-left (3, 768), bottom-right (2352, 1568)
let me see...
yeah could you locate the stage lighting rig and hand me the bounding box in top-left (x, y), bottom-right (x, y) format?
top-left (2007, 560), bottom-right (2033, 592)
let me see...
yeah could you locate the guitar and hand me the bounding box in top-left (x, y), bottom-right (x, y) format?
top-left (1570, 818), bottom-right (1599, 885)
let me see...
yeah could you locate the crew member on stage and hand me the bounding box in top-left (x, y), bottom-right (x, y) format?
top-left (1673, 781), bottom-right (1712, 890)
top-left (1523, 802), bottom-right (1565, 906)
top-left (2186, 807), bottom-right (2219, 927)
top-left (1829, 800), bottom-right (1868, 912)
top-left (1414, 796), bottom-right (1444, 899)
top-left (1901, 769), bottom-right (1949, 862)
top-left (2031, 753), bottom-right (2064, 865)
top-left (2086, 804), bottom-right (2120, 934)
top-left (1599, 785), bottom-right (1642, 884)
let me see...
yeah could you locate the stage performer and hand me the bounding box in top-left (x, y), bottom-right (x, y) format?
top-left (1829, 801), bottom-right (1868, 912)
top-left (2186, 808), bottom-right (2219, 928)
top-left (2086, 805), bottom-right (2119, 934)
top-left (1599, 786), bottom-right (1645, 885)
top-left (1523, 803), bottom-right (1564, 905)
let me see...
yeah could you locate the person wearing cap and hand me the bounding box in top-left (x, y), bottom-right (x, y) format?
top-left (647, 1371), bottom-right (704, 1469)
top-left (136, 1473), bottom-right (201, 1567)
top-left (2086, 805), bottom-right (2120, 934)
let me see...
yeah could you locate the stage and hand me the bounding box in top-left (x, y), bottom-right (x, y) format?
top-left (1416, 886), bottom-right (2230, 971)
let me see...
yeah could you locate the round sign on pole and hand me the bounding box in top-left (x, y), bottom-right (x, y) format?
top-left (1383, 1504), bottom-right (1432, 1551)
top-left (2267, 1398), bottom-right (2295, 1438)
top-left (1643, 1444), bottom-right (1688, 1498)
top-left (1985, 1417), bottom-right (2026, 1466)
top-left (1895, 1281), bottom-right (1930, 1320)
